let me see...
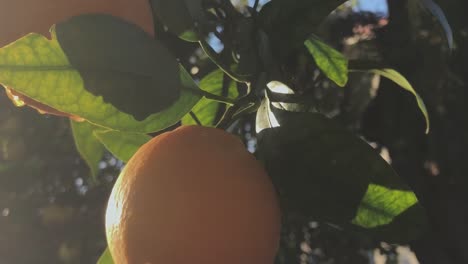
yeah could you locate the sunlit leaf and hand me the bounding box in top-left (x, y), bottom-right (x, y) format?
top-left (266, 81), bottom-right (317, 112)
top-left (97, 248), bottom-right (114, 264)
top-left (0, 26), bottom-right (201, 133)
top-left (70, 120), bottom-right (105, 179)
top-left (3, 86), bottom-right (84, 121)
top-left (305, 36), bottom-right (348, 87)
top-left (352, 184), bottom-right (419, 228)
top-left (370, 69), bottom-right (430, 133)
top-left (181, 69), bottom-right (238, 126)
top-left (94, 130), bottom-right (151, 162)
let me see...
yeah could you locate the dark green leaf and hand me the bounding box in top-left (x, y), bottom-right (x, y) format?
top-left (97, 248), bottom-right (114, 264)
top-left (55, 14), bottom-right (180, 120)
top-left (305, 36), bottom-right (348, 87)
top-left (259, 0), bottom-right (346, 33)
top-left (370, 69), bottom-right (430, 133)
top-left (256, 109), bottom-right (372, 223)
top-left (71, 120), bottom-right (105, 179)
top-left (256, 101), bottom-right (427, 241)
top-left (258, 0), bottom-right (347, 57)
top-left (151, 0), bottom-right (203, 42)
top-left (94, 130), bottom-right (151, 162)
top-left (0, 29), bottom-right (202, 133)
top-left (181, 69), bottom-right (238, 126)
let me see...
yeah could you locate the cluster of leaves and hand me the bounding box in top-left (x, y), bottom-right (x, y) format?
top-left (0, 0), bottom-right (453, 263)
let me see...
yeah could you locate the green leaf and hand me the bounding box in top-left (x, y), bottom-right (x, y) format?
top-left (181, 69), bottom-right (238, 126)
top-left (353, 204), bottom-right (428, 244)
top-left (258, 0), bottom-right (347, 59)
top-left (370, 69), bottom-right (430, 133)
top-left (0, 28), bottom-right (202, 133)
top-left (151, 0), bottom-right (203, 42)
top-left (94, 130), bottom-right (151, 162)
top-left (266, 81), bottom-right (317, 112)
top-left (352, 184), bottom-right (418, 228)
top-left (55, 14), bottom-right (180, 120)
top-left (97, 248), bottom-right (114, 264)
top-left (256, 101), bottom-right (427, 242)
top-left (305, 36), bottom-right (348, 87)
top-left (71, 120), bottom-right (105, 179)
top-left (256, 109), bottom-right (375, 223)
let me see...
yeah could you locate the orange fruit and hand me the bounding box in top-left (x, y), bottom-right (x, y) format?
top-left (0, 0), bottom-right (154, 48)
top-left (0, 0), bottom-right (154, 121)
top-left (105, 125), bottom-right (281, 264)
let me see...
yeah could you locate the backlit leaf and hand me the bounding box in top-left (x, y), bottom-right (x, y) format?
top-left (181, 69), bottom-right (238, 126)
top-left (305, 36), bottom-right (348, 87)
top-left (352, 184), bottom-right (418, 228)
top-left (97, 248), bottom-right (114, 264)
top-left (0, 22), bottom-right (201, 133)
top-left (71, 120), bottom-right (105, 179)
top-left (370, 69), bottom-right (430, 133)
top-left (94, 130), bottom-right (151, 162)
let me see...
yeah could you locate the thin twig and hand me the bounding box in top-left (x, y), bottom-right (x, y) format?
top-left (189, 111), bottom-right (203, 126)
top-left (215, 93), bottom-right (257, 129)
top-left (199, 40), bottom-right (250, 83)
top-left (253, 0), bottom-right (260, 14)
top-left (187, 87), bottom-right (236, 105)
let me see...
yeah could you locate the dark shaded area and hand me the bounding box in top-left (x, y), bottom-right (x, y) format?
top-left (363, 0), bottom-right (468, 263)
top-left (0, 90), bottom-right (120, 264)
top-left (1, 0), bottom-right (467, 263)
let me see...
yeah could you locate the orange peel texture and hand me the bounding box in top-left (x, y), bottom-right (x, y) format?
top-left (105, 125), bottom-right (282, 264)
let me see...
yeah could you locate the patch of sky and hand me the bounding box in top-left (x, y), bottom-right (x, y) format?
top-left (354, 0), bottom-right (388, 16)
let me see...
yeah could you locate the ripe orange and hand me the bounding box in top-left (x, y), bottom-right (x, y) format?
top-left (0, 0), bottom-right (154, 48)
top-left (105, 125), bottom-right (282, 264)
top-left (0, 0), bottom-right (154, 120)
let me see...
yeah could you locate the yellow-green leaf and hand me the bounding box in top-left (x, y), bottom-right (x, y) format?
top-left (352, 184), bottom-right (419, 228)
top-left (181, 69), bottom-right (238, 126)
top-left (304, 36), bottom-right (348, 87)
top-left (96, 248), bottom-right (114, 264)
top-left (0, 16), bottom-right (201, 133)
top-left (94, 130), bottom-right (151, 162)
top-left (370, 69), bottom-right (430, 133)
top-left (70, 120), bottom-right (105, 179)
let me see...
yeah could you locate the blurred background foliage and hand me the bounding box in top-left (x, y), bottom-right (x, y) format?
top-left (1, 0), bottom-right (467, 263)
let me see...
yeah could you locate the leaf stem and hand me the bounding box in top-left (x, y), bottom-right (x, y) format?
top-left (198, 40), bottom-right (249, 83)
top-left (253, 0), bottom-right (260, 13)
top-left (216, 93), bottom-right (257, 129)
top-left (186, 87), bottom-right (236, 105)
top-left (189, 111), bottom-right (202, 126)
